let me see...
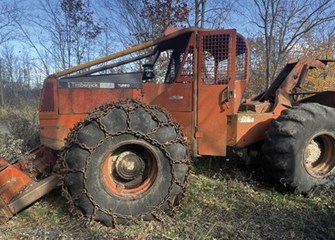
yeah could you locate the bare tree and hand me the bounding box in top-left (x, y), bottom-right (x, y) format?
top-left (191, 0), bottom-right (235, 28)
top-left (299, 23), bottom-right (335, 59)
top-left (99, 0), bottom-right (189, 46)
top-left (0, 1), bottom-right (19, 45)
top-left (0, 0), bottom-right (19, 107)
top-left (246, 0), bottom-right (335, 89)
top-left (99, 0), bottom-right (236, 49)
top-left (97, 0), bottom-right (143, 47)
top-left (60, 0), bottom-right (102, 66)
top-left (29, 0), bottom-right (101, 71)
top-left (0, 57), bottom-right (4, 107)
top-left (141, 0), bottom-right (189, 39)
top-left (14, 19), bottom-right (50, 75)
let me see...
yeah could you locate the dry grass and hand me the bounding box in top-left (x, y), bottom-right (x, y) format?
top-left (0, 103), bottom-right (40, 160)
top-left (1, 157), bottom-right (334, 240)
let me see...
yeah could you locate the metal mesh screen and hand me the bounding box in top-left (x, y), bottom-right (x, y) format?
top-left (236, 36), bottom-right (248, 80)
top-left (202, 34), bottom-right (230, 84)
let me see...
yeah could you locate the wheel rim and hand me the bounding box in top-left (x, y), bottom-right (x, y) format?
top-left (101, 141), bottom-right (158, 198)
top-left (304, 133), bottom-right (335, 177)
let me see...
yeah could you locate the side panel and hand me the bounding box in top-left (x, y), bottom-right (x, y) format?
top-left (40, 77), bottom-right (139, 150)
top-left (58, 88), bottom-right (133, 114)
top-left (40, 114), bottom-right (85, 149)
top-left (197, 85), bottom-right (229, 155)
top-left (142, 82), bottom-right (193, 140)
top-left (227, 113), bottom-right (277, 148)
top-left (142, 82), bottom-right (193, 112)
top-left (57, 73), bottom-right (140, 114)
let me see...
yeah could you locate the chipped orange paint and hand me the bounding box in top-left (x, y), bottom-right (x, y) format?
top-left (0, 159), bottom-right (33, 205)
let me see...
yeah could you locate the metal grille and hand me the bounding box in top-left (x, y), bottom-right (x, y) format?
top-left (236, 36), bottom-right (248, 80)
top-left (40, 81), bottom-right (54, 112)
top-left (202, 34), bottom-right (230, 84)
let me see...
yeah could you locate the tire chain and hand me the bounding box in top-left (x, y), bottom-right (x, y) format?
top-left (58, 99), bottom-right (192, 226)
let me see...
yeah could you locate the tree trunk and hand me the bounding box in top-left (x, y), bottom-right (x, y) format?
top-left (0, 61), bottom-right (5, 107)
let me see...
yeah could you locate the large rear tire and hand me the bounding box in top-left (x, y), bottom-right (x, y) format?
top-left (60, 100), bottom-right (191, 226)
top-left (262, 103), bottom-right (335, 195)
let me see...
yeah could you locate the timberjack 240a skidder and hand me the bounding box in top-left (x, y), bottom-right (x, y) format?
top-left (1, 27), bottom-right (335, 226)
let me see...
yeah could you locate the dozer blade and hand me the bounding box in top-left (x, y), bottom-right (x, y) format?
top-left (0, 146), bottom-right (59, 223)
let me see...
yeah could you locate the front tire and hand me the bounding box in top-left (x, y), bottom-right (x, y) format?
top-left (60, 100), bottom-right (191, 226)
top-left (262, 103), bottom-right (335, 195)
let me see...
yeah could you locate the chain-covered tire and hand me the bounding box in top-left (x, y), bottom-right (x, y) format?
top-left (262, 103), bottom-right (335, 195)
top-left (60, 100), bottom-right (191, 226)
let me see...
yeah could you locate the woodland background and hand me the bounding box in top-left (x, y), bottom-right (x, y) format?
top-left (0, 0), bottom-right (335, 108)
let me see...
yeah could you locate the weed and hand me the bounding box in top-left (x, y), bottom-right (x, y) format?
top-left (0, 102), bottom-right (40, 161)
top-left (0, 135), bottom-right (24, 162)
top-left (7, 116), bottom-right (39, 150)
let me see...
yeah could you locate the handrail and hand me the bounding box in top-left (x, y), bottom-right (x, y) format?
top-left (54, 40), bottom-right (155, 78)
